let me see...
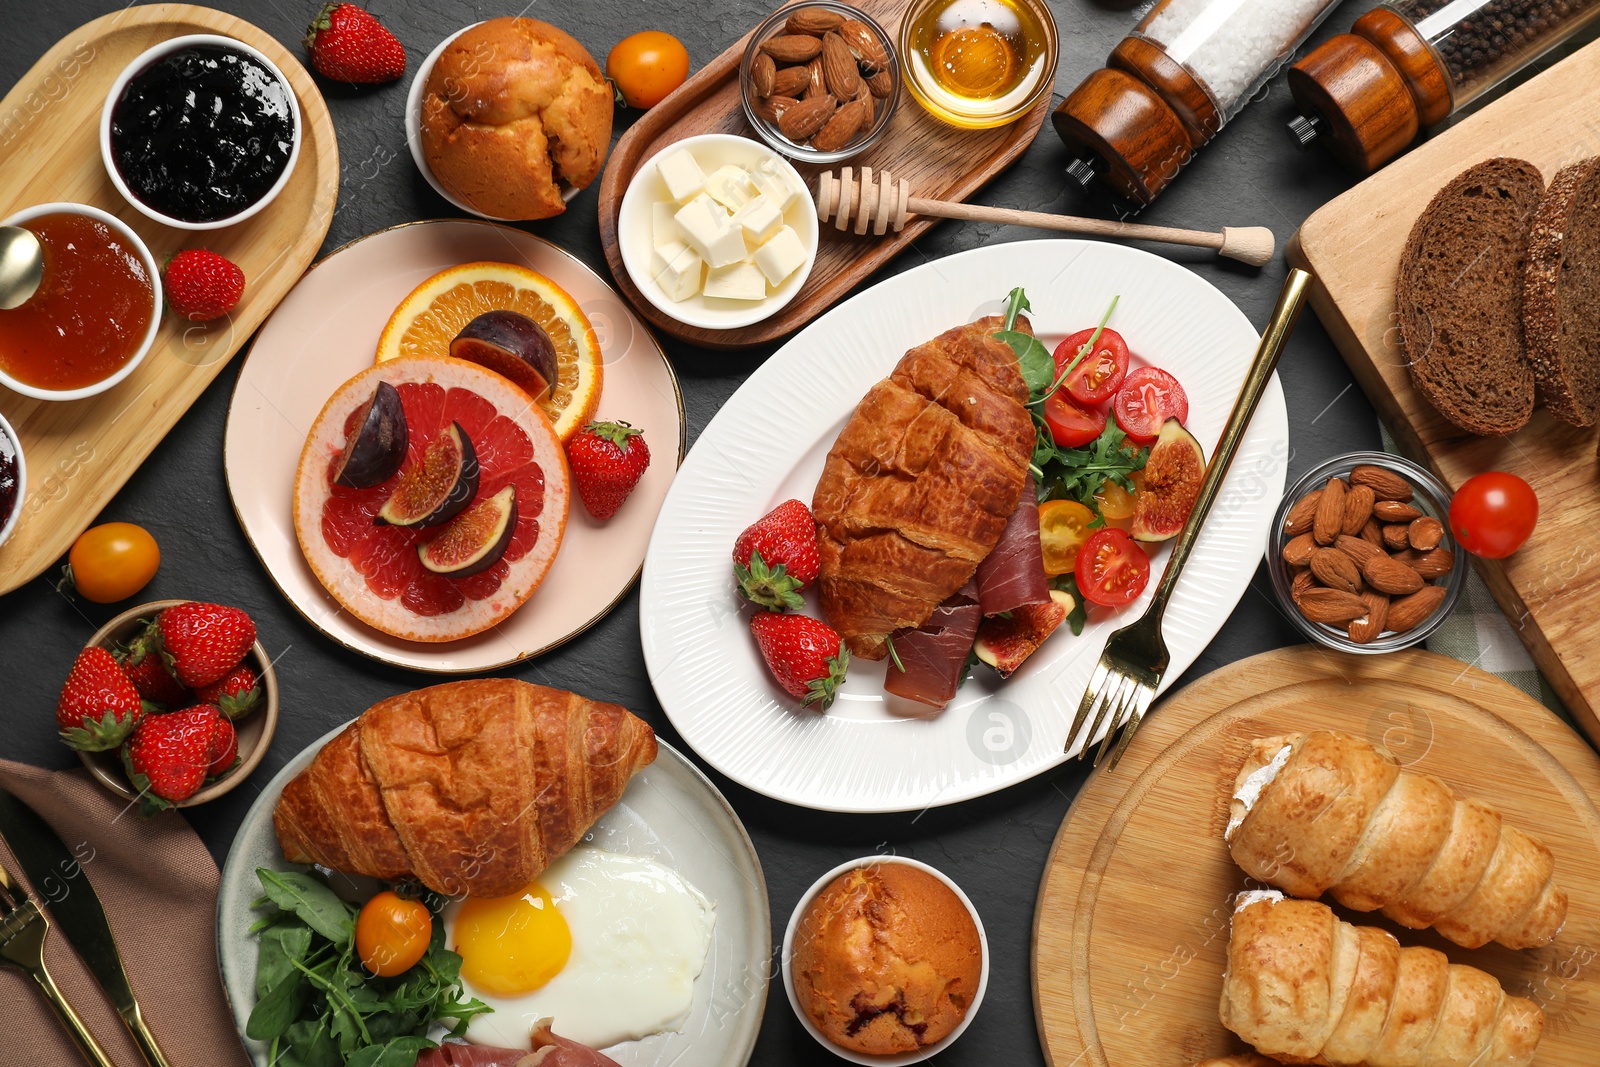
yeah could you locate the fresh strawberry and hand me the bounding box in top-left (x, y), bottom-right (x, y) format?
top-left (193, 663), bottom-right (261, 720)
top-left (123, 705), bottom-right (220, 808)
top-left (206, 717), bottom-right (239, 778)
top-left (117, 641), bottom-right (189, 708)
top-left (304, 2), bottom-right (406, 84)
top-left (146, 601), bottom-right (256, 688)
top-left (56, 648), bottom-right (145, 752)
top-left (163, 249), bottom-right (245, 322)
top-left (749, 613), bottom-right (849, 710)
top-left (733, 499), bottom-right (820, 610)
top-left (567, 421), bottom-right (651, 521)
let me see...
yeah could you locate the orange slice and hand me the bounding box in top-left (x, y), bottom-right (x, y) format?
top-left (376, 262), bottom-right (602, 441)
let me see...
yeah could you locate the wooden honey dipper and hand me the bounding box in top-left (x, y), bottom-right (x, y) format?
top-left (815, 168), bottom-right (1276, 267)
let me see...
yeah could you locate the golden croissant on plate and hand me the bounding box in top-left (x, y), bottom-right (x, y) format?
top-left (1226, 731), bottom-right (1566, 950)
top-left (273, 679), bottom-right (656, 897)
top-left (1221, 894), bottom-right (1543, 1067)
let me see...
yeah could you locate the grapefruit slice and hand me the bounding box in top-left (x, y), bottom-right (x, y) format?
top-left (294, 356), bottom-right (569, 643)
top-left (375, 262), bottom-right (602, 442)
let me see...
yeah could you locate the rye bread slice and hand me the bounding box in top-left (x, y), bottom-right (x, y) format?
top-left (1396, 157), bottom-right (1544, 437)
top-left (1523, 157), bottom-right (1600, 427)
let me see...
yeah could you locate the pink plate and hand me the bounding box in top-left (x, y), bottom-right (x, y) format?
top-left (225, 220), bottom-right (684, 673)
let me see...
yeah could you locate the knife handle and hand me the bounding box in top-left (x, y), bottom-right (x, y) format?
top-left (30, 961), bottom-right (117, 1067)
top-left (121, 1003), bottom-right (173, 1067)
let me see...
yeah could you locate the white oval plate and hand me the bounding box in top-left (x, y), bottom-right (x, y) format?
top-left (217, 726), bottom-right (769, 1067)
top-left (225, 219), bottom-right (684, 673)
top-left (640, 240), bottom-right (1288, 813)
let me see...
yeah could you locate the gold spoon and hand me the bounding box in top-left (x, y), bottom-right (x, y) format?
top-left (0, 226), bottom-right (43, 310)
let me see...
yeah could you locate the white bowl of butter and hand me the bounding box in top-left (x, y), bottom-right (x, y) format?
top-left (618, 133), bottom-right (819, 331)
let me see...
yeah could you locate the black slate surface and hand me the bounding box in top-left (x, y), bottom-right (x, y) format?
top-left (3, 0), bottom-right (1539, 1062)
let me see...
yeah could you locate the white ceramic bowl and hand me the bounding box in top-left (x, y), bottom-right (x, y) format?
top-left (0, 410), bottom-right (25, 550)
top-left (100, 34), bottom-right (302, 230)
top-left (619, 133), bottom-right (819, 331)
top-left (782, 855), bottom-right (989, 1065)
top-left (0, 203), bottom-right (163, 401)
top-left (405, 23), bottom-right (582, 221)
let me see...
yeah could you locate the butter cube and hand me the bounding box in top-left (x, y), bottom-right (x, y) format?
top-left (674, 194), bottom-right (729, 260)
top-left (703, 261), bottom-right (768, 301)
top-left (705, 165), bottom-right (756, 213)
top-left (652, 240), bottom-right (703, 302)
top-left (732, 195), bottom-right (783, 245)
top-left (656, 147), bottom-right (706, 202)
top-left (652, 201), bottom-right (682, 250)
top-left (752, 158), bottom-right (800, 211)
top-left (753, 225), bottom-right (808, 286)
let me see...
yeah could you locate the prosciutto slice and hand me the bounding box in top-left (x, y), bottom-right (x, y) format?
top-left (414, 1021), bottom-right (622, 1067)
top-left (883, 579), bottom-right (982, 708)
top-left (976, 473), bottom-right (1050, 616)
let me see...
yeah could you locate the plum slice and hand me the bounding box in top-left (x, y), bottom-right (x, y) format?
top-left (376, 421), bottom-right (480, 528)
top-left (974, 590), bottom-right (1073, 677)
top-left (450, 311), bottom-right (558, 402)
top-left (418, 485), bottom-right (518, 577)
top-left (1130, 418), bottom-right (1206, 543)
top-left (333, 381), bottom-right (408, 488)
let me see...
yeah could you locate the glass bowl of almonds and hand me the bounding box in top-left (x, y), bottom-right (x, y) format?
top-left (739, 1), bottom-right (900, 164)
top-left (1268, 452), bottom-right (1467, 654)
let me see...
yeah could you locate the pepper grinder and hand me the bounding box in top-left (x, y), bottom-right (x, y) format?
top-left (1053, 0), bottom-right (1347, 206)
top-left (1290, 1), bottom-right (1600, 173)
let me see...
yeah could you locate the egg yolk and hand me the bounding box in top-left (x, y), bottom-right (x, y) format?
top-left (453, 882), bottom-right (572, 997)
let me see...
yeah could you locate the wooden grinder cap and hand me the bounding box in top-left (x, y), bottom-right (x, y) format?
top-left (1051, 67), bottom-right (1193, 206)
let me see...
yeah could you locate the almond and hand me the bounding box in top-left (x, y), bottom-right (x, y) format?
top-left (867, 69), bottom-right (894, 98)
top-left (1341, 484), bottom-right (1375, 536)
top-left (1313, 477), bottom-right (1347, 545)
top-left (753, 94), bottom-right (799, 124)
top-left (821, 32), bottom-right (861, 99)
top-left (1360, 519), bottom-right (1385, 549)
top-left (786, 8), bottom-right (845, 35)
top-left (777, 93), bottom-right (835, 140)
top-left (1362, 553), bottom-right (1425, 596)
top-left (1388, 584), bottom-right (1447, 632)
top-left (1409, 516), bottom-right (1444, 551)
top-left (1382, 523), bottom-right (1411, 551)
top-left (761, 34), bottom-right (823, 63)
top-left (1282, 532), bottom-right (1317, 568)
top-left (751, 52), bottom-right (777, 97)
top-left (1283, 489), bottom-right (1321, 536)
top-left (1335, 534), bottom-right (1383, 566)
top-left (1410, 546), bottom-right (1456, 580)
top-left (1298, 587), bottom-right (1370, 625)
top-left (810, 95), bottom-right (864, 152)
top-left (1291, 568), bottom-right (1315, 605)
top-left (838, 18), bottom-right (889, 72)
top-left (771, 65), bottom-right (811, 98)
top-left (1350, 464), bottom-right (1414, 501)
top-left (805, 56), bottom-right (827, 99)
top-left (1348, 590), bottom-right (1391, 644)
top-left (1310, 548), bottom-right (1363, 594)
top-left (1373, 499), bottom-right (1423, 523)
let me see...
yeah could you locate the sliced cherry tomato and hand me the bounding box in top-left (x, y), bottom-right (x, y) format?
top-left (1044, 392), bottom-right (1107, 448)
top-left (1055, 327), bottom-right (1131, 406)
top-left (1114, 367), bottom-right (1189, 444)
top-left (1094, 479), bottom-right (1137, 530)
top-left (1075, 528), bottom-right (1151, 607)
top-left (1449, 471), bottom-right (1537, 559)
top-left (1039, 499), bottom-right (1095, 576)
top-left (66, 522), bottom-right (160, 603)
top-left (606, 32), bottom-right (690, 109)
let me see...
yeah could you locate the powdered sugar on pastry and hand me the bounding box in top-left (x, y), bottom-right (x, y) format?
top-left (1226, 742), bottom-right (1292, 841)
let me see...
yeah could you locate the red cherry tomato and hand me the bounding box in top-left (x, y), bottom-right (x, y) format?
top-left (1449, 472), bottom-right (1537, 559)
top-left (1114, 367), bottom-right (1189, 444)
top-left (1043, 393), bottom-right (1107, 448)
top-left (1055, 328), bottom-right (1131, 407)
top-left (1074, 528), bottom-right (1152, 607)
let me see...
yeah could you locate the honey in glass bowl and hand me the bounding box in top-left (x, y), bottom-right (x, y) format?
top-left (902, 0), bottom-right (1054, 128)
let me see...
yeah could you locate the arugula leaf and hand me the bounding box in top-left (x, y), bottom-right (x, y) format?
top-left (256, 868), bottom-right (355, 945)
top-left (1053, 575), bottom-right (1090, 636)
top-left (1035, 421), bottom-right (1149, 510)
top-left (256, 922), bottom-right (313, 999)
top-left (1003, 286), bottom-right (1030, 330)
top-left (346, 1037), bottom-right (436, 1067)
top-left (994, 328), bottom-right (1055, 396)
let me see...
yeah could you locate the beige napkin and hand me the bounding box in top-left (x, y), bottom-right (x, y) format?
top-left (0, 758), bottom-right (252, 1067)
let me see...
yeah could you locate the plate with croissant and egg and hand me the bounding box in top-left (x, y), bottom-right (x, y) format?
top-left (216, 679), bottom-right (769, 1067)
top-left (640, 239), bottom-right (1289, 813)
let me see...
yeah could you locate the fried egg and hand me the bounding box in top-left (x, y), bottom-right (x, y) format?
top-left (444, 847), bottom-right (715, 1050)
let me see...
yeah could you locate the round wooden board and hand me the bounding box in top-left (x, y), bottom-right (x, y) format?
top-left (1032, 646), bottom-right (1600, 1067)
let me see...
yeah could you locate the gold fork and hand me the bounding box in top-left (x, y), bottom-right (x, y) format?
top-left (1064, 268), bottom-right (1312, 768)
top-left (0, 856), bottom-right (116, 1067)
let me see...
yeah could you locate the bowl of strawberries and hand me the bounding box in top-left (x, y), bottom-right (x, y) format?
top-left (57, 599), bottom-right (278, 813)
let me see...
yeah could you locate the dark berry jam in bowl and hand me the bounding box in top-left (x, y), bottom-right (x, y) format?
top-left (0, 410), bottom-right (25, 550)
top-left (100, 34), bottom-right (302, 230)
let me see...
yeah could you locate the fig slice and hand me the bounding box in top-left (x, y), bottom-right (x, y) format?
top-left (450, 310), bottom-right (558, 402)
top-left (974, 590), bottom-right (1073, 678)
top-left (1130, 418), bottom-right (1206, 543)
top-left (418, 485), bottom-right (518, 577)
top-left (333, 381), bottom-right (408, 488)
top-left (377, 421), bottom-right (480, 528)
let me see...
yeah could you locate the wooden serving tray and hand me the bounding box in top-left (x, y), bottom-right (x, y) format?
top-left (0, 4), bottom-right (337, 595)
top-left (1287, 39), bottom-right (1600, 748)
top-left (596, 0), bottom-right (1050, 350)
top-left (1033, 646), bottom-right (1600, 1067)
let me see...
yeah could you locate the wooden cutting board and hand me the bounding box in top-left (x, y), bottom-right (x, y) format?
top-left (0, 4), bottom-right (337, 595)
top-left (1033, 646), bottom-right (1600, 1067)
top-left (1287, 40), bottom-right (1600, 748)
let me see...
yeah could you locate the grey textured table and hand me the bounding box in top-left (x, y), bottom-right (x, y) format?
top-left (1, 0), bottom-right (1503, 1062)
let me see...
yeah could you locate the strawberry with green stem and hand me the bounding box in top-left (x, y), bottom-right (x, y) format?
top-left (733, 499), bottom-right (819, 610)
top-left (193, 663), bottom-right (261, 720)
top-left (123, 705), bottom-right (220, 811)
top-left (304, 3), bottom-right (406, 84)
top-left (750, 613), bottom-right (849, 711)
top-left (57, 648), bottom-right (146, 752)
top-left (143, 601), bottom-right (256, 689)
top-left (567, 420), bottom-right (651, 521)
top-left (117, 640), bottom-right (189, 709)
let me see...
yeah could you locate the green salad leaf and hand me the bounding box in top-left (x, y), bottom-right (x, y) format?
top-left (1034, 420), bottom-right (1149, 510)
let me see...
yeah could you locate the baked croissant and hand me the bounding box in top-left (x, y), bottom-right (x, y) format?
top-left (1226, 731), bottom-right (1566, 950)
top-left (1221, 893), bottom-right (1544, 1067)
top-left (273, 679), bottom-right (656, 897)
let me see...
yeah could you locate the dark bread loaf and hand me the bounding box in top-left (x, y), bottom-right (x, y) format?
top-left (1523, 157), bottom-right (1600, 427)
top-left (1396, 158), bottom-right (1544, 437)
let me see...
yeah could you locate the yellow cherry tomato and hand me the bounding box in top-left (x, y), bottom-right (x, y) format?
top-left (355, 891), bottom-right (433, 977)
top-left (607, 31), bottom-right (690, 109)
top-left (1039, 499), bottom-right (1095, 576)
top-left (1094, 480), bottom-right (1137, 530)
top-left (67, 523), bottom-right (160, 603)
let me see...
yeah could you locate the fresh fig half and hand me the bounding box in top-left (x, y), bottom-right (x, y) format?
top-left (450, 311), bottom-right (558, 402)
top-left (418, 485), bottom-right (517, 577)
top-left (333, 381), bottom-right (408, 488)
top-left (377, 421), bottom-right (480, 528)
top-left (974, 590), bottom-right (1073, 678)
top-left (1130, 418), bottom-right (1206, 543)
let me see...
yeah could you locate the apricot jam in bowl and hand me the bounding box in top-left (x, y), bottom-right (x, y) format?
top-left (0, 203), bottom-right (162, 401)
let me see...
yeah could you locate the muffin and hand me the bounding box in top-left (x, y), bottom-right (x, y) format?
top-left (420, 18), bottom-right (612, 220)
top-left (791, 862), bottom-right (983, 1055)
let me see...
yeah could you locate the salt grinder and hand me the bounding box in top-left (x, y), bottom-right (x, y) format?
top-left (1289, 1), bottom-right (1600, 174)
top-left (1053, 0), bottom-right (1346, 206)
